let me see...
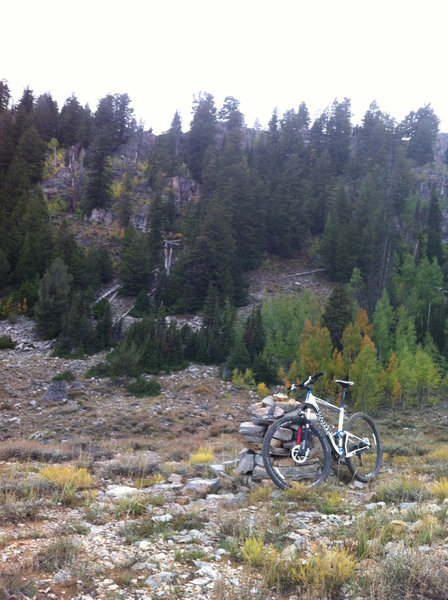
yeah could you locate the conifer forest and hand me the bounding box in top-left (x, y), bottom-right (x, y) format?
top-left (1, 80), bottom-right (448, 411)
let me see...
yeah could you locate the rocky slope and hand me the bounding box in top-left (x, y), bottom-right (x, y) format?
top-left (1, 316), bottom-right (448, 599)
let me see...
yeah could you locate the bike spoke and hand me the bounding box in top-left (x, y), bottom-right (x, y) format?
top-left (263, 418), bottom-right (330, 488)
top-left (345, 413), bottom-right (382, 482)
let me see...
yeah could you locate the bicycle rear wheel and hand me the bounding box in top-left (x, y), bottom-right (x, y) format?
top-left (262, 415), bottom-right (331, 489)
top-left (345, 412), bottom-right (382, 482)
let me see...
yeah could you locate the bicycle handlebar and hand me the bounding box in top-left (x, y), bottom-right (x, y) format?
top-left (291, 371), bottom-right (324, 392)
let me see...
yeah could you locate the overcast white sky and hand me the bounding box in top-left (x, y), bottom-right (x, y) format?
top-left (2, 0), bottom-right (448, 133)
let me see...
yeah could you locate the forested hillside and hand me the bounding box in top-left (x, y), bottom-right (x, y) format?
top-left (1, 79), bottom-right (448, 409)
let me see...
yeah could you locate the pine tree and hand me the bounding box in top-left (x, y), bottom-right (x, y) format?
top-left (118, 225), bottom-right (151, 295)
top-left (15, 187), bottom-right (53, 283)
top-left (34, 258), bottom-right (73, 339)
top-left (322, 284), bottom-right (354, 349)
top-left (185, 92), bottom-right (217, 182)
top-left (13, 125), bottom-right (46, 183)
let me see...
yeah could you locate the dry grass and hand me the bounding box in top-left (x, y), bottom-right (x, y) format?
top-left (39, 465), bottom-right (93, 489)
top-left (0, 494), bottom-right (47, 523)
top-left (292, 546), bottom-right (356, 598)
top-left (188, 446), bottom-right (215, 464)
top-left (0, 572), bottom-right (37, 600)
top-left (376, 474), bottom-right (431, 504)
top-left (34, 537), bottom-right (80, 572)
top-left (430, 476), bottom-right (448, 501)
top-left (367, 546), bottom-right (448, 599)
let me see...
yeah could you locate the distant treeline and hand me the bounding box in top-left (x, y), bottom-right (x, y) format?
top-left (1, 80), bottom-right (447, 407)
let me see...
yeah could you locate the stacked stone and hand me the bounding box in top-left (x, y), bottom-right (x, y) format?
top-left (237, 392), bottom-right (300, 486)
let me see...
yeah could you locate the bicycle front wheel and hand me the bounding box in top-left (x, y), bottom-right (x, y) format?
top-left (345, 412), bottom-right (382, 482)
top-left (262, 415), bottom-right (331, 489)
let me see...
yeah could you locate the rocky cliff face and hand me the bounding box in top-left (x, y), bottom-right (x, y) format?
top-left (41, 130), bottom-right (199, 233)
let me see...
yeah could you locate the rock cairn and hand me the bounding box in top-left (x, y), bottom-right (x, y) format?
top-left (237, 392), bottom-right (301, 486)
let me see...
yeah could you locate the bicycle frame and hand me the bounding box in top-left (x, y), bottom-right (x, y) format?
top-left (299, 388), bottom-right (371, 460)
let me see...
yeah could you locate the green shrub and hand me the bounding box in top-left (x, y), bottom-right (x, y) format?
top-left (84, 362), bottom-right (112, 379)
top-left (0, 335), bottom-right (16, 350)
top-left (126, 377), bottom-right (161, 397)
top-left (52, 370), bottom-right (75, 382)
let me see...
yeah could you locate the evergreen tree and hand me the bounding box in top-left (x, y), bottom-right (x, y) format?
top-left (34, 258), bottom-right (72, 339)
top-left (185, 92), bottom-right (217, 182)
top-left (83, 132), bottom-right (113, 214)
top-left (401, 104), bottom-right (439, 166)
top-left (322, 283), bottom-right (354, 349)
top-left (13, 87), bottom-right (34, 141)
top-left (58, 95), bottom-right (84, 147)
top-left (34, 93), bottom-right (59, 143)
top-left (119, 225), bottom-right (151, 294)
top-left (13, 125), bottom-right (46, 183)
top-left (167, 200), bottom-right (241, 312)
top-left (53, 220), bottom-right (86, 287)
top-left (326, 98), bottom-right (352, 175)
top-left (15, 187), bottom-right (53, 283)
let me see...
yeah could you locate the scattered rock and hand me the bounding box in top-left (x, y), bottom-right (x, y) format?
top-left (41, 380), bottom-right (68, 403)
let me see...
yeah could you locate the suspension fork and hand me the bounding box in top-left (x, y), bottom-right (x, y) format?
top-left (295, 391), bottom-right (312, 452)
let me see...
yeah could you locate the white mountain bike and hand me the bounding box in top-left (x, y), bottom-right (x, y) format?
top-left (262, 372), bottom-right (382, 488)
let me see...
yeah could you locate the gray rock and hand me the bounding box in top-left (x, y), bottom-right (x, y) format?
top-left (145, 571), bottom-right (175, 587)
top-left (237, 452), bottom-right (255, 474)
top-left (104, 485), bottom-right (140, 499)
top-left (41, 380), bottom-right (68, 403)
top-left (238, 421), bottom-right (267, 437)
top-left (183, 478), bottom-right (222, 498)
top-left (251, 465), bottom-right (268, 480)
top-left (53, 569), bottom-right (73, 584)
top-left (261, 395), bottom-right (276, 407)
top-left (400, 502), bottom-right (418, 511)
top-left (273, 426), bottom-right (293, 441)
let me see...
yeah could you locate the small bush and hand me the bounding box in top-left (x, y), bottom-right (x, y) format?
top-left (0, 496), bottom-right (45, 524)
top-left (241, 536), bottom-right (265, 567)
top-left (126, 377), bottom-right (161, 397)
top-left (368, 547), bottom-right (448, 599)
top-left (188, 447), bottom-right (215, 465)
top-left (135, 473), bottom-right (164, 487)
top-left (284, 481), bottom-right (317, 503)
top-left (0, 334), bottom-right (16, 350)
top-left (84, 362), bottom-right (111, 379)
top-left (174, 547), bottom-right (206, 564)
top-left (376, 475), bottom-right (430, 503)
top-left (257, 382), bottom-right (269, 400)
top-left (115, 494), bottom-right (148, 518)
top-left (428, 446), bottom-right (448, 460)
top-left (292, 547), bottom-right (356, 597)
top-left (0, 572), bottom-right (36, 599)
top-left (52, 370), bottom-right (76, 382)
top-left (35, 538), bottom-right (79, 572)
top-left (39, 465), bottom-right (93, 490)
top-left (430, 476), bottom-right (448, 501)
top-left (317, 489), bottom-right (346, 514)
top-left (246, 486), bottom-right (272, 505)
